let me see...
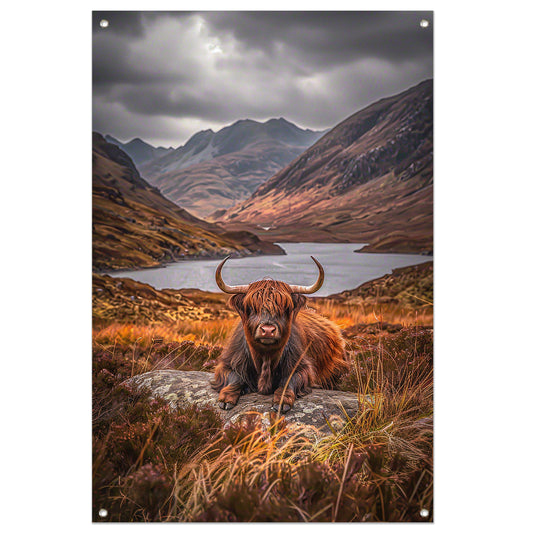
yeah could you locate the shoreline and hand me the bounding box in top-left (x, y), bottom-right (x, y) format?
top-left (94, 237), bottom-right (434, 276)
top-left (94, 247), bottom-right (287, 276)
top-left (95, 241), bottom-right (364, 276)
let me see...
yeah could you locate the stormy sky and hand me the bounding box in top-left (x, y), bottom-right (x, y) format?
top-left (93, 11), bottom-right (433, 148)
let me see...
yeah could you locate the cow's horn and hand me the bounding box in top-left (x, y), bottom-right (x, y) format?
top-left (215, 256), bottom-right (249, 294)
top-left (289, 256), bottom-right (324, 294)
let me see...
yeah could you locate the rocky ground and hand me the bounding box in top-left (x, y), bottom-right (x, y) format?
top-left (125, 369), bottom-right (364, 440)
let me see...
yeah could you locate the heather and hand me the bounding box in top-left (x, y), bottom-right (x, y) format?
top-left (92, 266), bottom-right (433, 522)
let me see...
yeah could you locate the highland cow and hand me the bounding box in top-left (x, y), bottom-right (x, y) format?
top-left (211, 256), bottom-right (349, 413)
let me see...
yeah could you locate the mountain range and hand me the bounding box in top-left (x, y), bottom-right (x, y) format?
top-left (137, 118), bottom-right (325, 218)
top-left (98, 80), bottom-right (433, 258)
top-left (219, 80), bottom-right (433, 254)
top-left (92, 133), bottom-right (282, 271)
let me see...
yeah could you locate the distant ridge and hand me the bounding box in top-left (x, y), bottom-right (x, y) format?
top-left (104, 134), bottom-right (173, 167)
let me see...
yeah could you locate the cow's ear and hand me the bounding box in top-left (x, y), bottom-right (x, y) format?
top-left (291, 294), bottom-right (307, 316)
top-left (228, 294), bottom-right (246, 316)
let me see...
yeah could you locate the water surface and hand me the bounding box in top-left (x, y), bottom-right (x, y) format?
top-left (107, 243), bottom-right (430, 297)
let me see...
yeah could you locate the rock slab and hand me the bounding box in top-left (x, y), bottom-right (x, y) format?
top-left (125, 370), bottom-right (362, 437)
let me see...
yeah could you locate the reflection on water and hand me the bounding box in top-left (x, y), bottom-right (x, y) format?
top-left (106, 242), bottom-right (431, 297)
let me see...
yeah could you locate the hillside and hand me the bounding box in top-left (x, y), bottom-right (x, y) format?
top-left (139, 118), bottom-right (324, 218)
top-left (92, 274), bottom-right (233, 326)
top-left (92, 133), bottom-right (282, 271)
top-left (220, 80), bottom-right (433, 254)
top-left (324, 261), bottom-right (433, 308)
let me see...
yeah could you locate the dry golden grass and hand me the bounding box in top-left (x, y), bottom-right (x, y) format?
top-left (93, 293), bottom-right (433, 522)
top-left (170, 422), bottom-right (320, 521)
top-left (311, 299), bottom-right (433, 329)
top-left (93, 317), bottom-right (237, 349)
top-left (93, 298), bottom-right (432, 351)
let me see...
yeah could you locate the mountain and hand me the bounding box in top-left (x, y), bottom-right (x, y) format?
top-left (219, 80), bottom-right (433, 254)
top-left (92, 133), bottom-right (282, 271)
top-left (104, 135), bottom-right (173, 167)
top-left (138, 118), bottom-right (325, 218)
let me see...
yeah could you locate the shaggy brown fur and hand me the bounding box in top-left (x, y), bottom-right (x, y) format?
top-left (211, 279), bottom-right (349, 412)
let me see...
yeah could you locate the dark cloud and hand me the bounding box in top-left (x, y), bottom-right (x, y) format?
top-left (206, 11), bottom-right (433, 66)
top-left (92, 33), bottom-right (181, 86)
top-left (92, 11), bottom-right (433, 147)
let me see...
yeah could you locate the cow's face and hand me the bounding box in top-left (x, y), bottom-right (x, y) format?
top-left (228, 280), bottom-right (307, 353)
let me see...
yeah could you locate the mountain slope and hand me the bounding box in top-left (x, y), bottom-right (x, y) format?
top-left (92, 133), bottom-right (282, 271)
top-left (139, 118), bottom-right (324, 218)
top-left (220, 80), bottom-right (433, 254)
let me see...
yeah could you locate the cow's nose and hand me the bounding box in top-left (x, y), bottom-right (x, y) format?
top-left (260, 324), bottom-right (276, 337)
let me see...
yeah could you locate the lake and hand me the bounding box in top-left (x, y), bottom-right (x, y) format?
top-left (106, 243), bottom-right (431, 297)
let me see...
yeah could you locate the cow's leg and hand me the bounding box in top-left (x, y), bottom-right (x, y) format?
top-left (272, 385), bottom-right (295, 414)
top-left (272, 371), bottom-right (311, 413)
top-left (218, 370), bottom-right (245, 410)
